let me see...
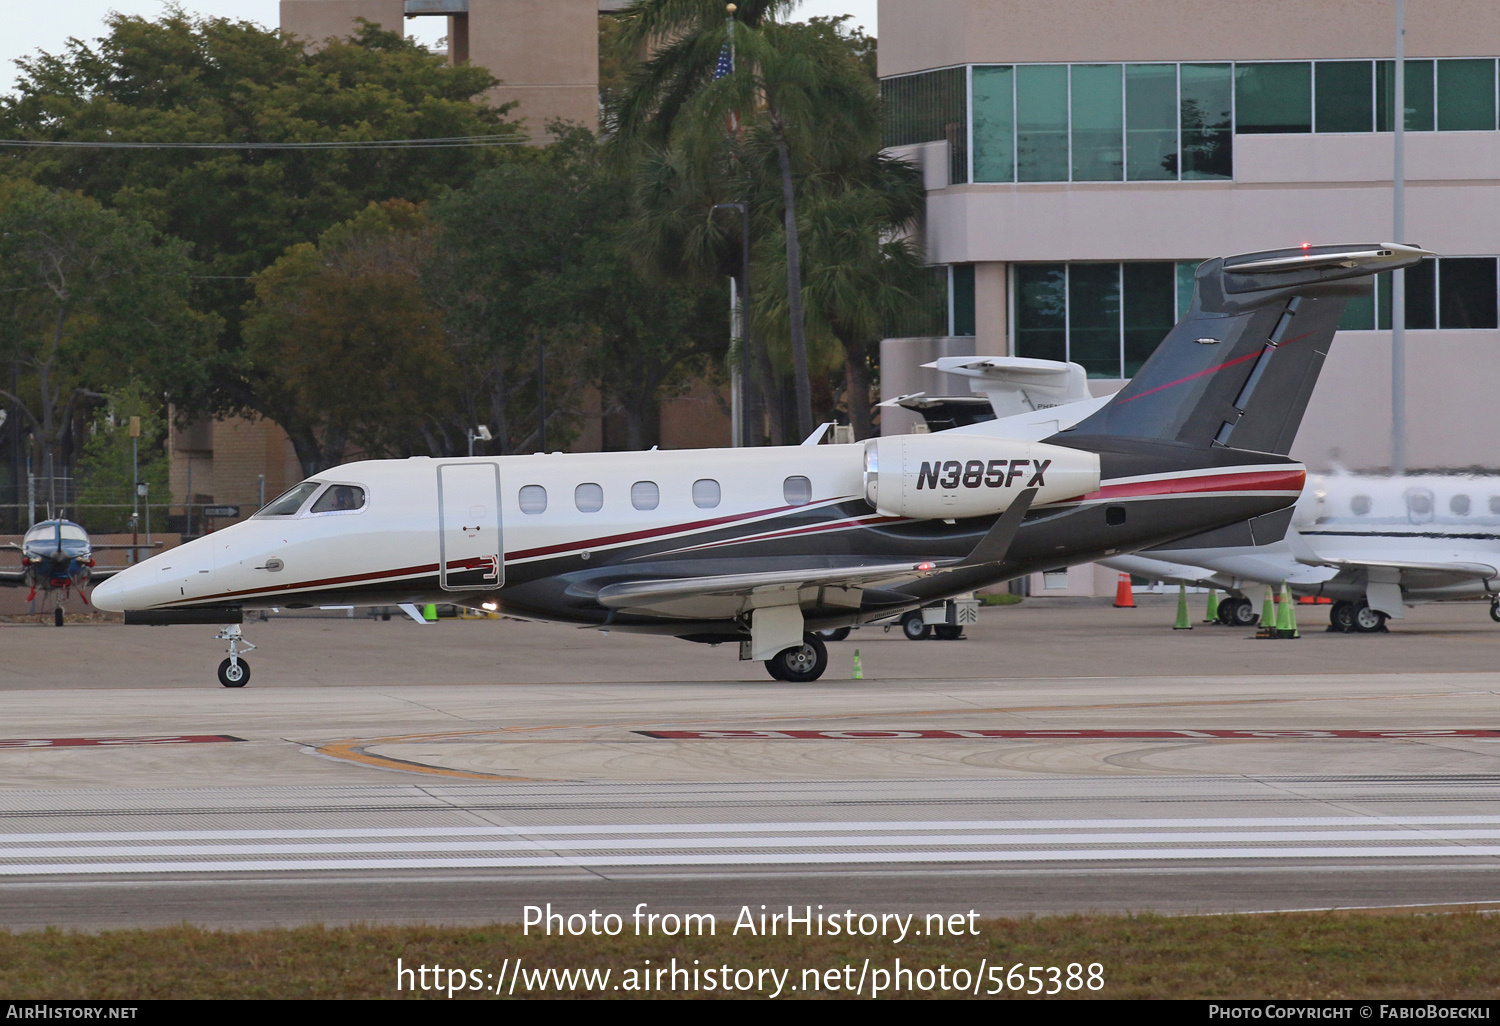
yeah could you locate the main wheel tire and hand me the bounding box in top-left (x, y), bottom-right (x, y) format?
top-left (1330, 601), bottom-right (1356, 631)
top-left (1227, 597), bottom-right (1258, 627)
top-left (1216, 597), bottom-right (1237, 626)
top-left (763, 635), bottom-right (828, 683)
top-left (817, 627), bottom-right (852, 642)
top-left (1352, 602), bottom-right (1387, 633)
top-left (900, 612), bottom-right (932, 641)
top-left (934, 624), bottom-right (963, 640)
top-left (1490, 602), bottom-right (1500, 624)
top-left (53, 607), bottom-right (64, 627)
top-left (217, 657), bottom-right (251, 688)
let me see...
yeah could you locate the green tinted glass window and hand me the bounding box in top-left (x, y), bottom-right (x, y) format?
top-left (1315, 61), bottom-right (1373, 132)
top-left (1070, 64), bottom-right (1123, 181)
top-left (1123, 263), bottom-right (1176, 376)
top-left (971, 65), bottom-right (1015, 182)
top-left (1180, 63), bottom-right (1232, 178)
top-left (1176, 261), bottom-right (1200, 319)
top-left (1069, 263), bottom-right (1122, 378)
top-left (1405, 258), bottom-right (1437, 329)
top-left (1235, 62), bottom-right (1312, 133)
top-left (1014, 264), bottom-right (1067, 362)
top-left (1126, 64), bottom-right (1177, 180)
top-left (1439, 258), bottom-right (1498, 329)
top-left (881, 67), bottom-right (968, 183)
top-left (1376, 59), bottom-right (1434, 131)
top-left (951, 264), bottom-right (976, 336)
top-left (1338, 285), bottom-right (1376, 330)
top-left (1016, 64), bottom-right (1069, 181)
top-left (1437, 59), bottom-right (1497, 131)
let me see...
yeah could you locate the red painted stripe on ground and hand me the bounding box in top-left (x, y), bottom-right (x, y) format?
top-left (638, 729), bottom-right (1500, 740)
top-left (0, 735), bottom-right (244, 748)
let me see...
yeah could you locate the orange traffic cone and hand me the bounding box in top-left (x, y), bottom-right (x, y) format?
top-left (1113, 573), bottom-right (1136, 608)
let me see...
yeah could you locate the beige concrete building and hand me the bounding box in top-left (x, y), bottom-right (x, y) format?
top-left (877, 0), bottom-right (1500, 594)
top-left (281, 0), bottom-right (614, 132)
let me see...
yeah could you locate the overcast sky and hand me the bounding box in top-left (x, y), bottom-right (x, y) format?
top-left (2, 1), bottom-right (878, 92)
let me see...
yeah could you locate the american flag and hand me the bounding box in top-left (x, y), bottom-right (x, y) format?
top-left (714, 44), bottom-right (733, 79)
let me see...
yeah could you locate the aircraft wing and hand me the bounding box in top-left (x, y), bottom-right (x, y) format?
top-left (1312, 555), bottom-right (1498, 580)
top-left (592, 490), bottom-right (1038, 620)
top-left (593, 562), bottom-right (935, 619)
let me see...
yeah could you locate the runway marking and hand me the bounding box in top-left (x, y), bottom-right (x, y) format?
top-left (7, 815), bottom-right (1500, 876)
top-left (0, 735), bottom-right (243, 749)
top-left (308, 740), bottom-right (544, 782)
top-left (640, 729), bottom-right (1500, 741)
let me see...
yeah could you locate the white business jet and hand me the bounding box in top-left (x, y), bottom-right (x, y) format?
top-left (93, 243), bottom-right (1428, 685)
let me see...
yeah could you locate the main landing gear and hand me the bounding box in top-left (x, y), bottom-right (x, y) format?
top-left (1215, 596), bottom-right (1259, 627)
top-left (764, 634), bottom-right (828, 682)
top-left (215, 624), bottom-right (256, 688)
top-left (1490, 599), bottom-right (1500, 624)
top-left (898, 611), bottom-right (965, 641)
top-left (1329, 600), bottom-right (1388, 633)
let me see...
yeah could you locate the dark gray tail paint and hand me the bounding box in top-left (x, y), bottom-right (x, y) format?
top-left (1060, 244), bottom-right (1428, 456)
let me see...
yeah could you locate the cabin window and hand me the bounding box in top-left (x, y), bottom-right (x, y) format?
top-left (310, 484), bottom-right (366, 514)
top-left (256, 481), bottom-right (320, 517)
top-left (1350, 494), bottom-right (1372, 515)
top-left (1491, 496), bottom-right (1500, 515)
top-left (1451, 494), bottom-right (1471, 516)
top-left (575, 483), bottom-right (604, 513)
top-left (692, 478), bottom-right (721, 509)
top-left (783, 476), bottom-right (813, 506)
top-left (631, 481), bottom-right (660, 511)
top-left (518, 485), bottom-right (547, 514)
top-left (1406, 489), bottom-right (1434, 516)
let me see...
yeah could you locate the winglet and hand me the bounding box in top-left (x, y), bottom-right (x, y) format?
top-left (946, 488), bottom-right (1038, 569)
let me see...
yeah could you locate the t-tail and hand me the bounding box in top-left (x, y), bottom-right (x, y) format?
top-left (1059, 243), bottom-right (1431, 456)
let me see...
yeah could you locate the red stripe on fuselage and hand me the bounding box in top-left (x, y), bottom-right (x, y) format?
top-left (1084, 468), bottom-right (1305, 501)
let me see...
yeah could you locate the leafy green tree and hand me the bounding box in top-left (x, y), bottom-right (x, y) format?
top-left (74, 382), bottom-right (171, 533)
top-left (242, 200), bottom-right (460, 474)
top-left (610, 6), bottom-right (894, 441)
top-left (431, 128), bottom-right (727, 454)
top-left (0, 180), bottom-right (215, 509)
top-left (0, 11), bottom-right (522, 420)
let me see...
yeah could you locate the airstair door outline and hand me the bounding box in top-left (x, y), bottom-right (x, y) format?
top-left (438, 463), bottom-right (503, 591)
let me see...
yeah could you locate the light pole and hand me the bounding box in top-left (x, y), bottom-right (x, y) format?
top-left (1391, 0), bottom-right (1407, 475)
top-left (129, 415), bottom-right (140, 563)
top-left (467, 424), bottom-right (492, 457)
top-left (713, 201), bottom-right (752, 446)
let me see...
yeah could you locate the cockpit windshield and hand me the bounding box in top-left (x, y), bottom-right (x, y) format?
top-left (310, 484), bottom-right (366, 514)
top-left (255, 481), bottom-right (322, 517)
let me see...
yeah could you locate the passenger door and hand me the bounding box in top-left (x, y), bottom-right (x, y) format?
top-left (438, 463), bottom-right (503, 591)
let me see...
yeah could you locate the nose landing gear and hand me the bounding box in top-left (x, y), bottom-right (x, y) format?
top-left (215, 624), bottom-right (256, 688)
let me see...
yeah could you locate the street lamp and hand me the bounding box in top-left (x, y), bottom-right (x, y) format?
top-left (467, 424), bottom-right (492, 457)
top-left (712, 201), bottom-right (751, 446)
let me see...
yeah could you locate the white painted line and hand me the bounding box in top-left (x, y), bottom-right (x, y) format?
top-left (11, 827), bottom-right (1500, 860)
top-left (7, 845), bottom-right (1500, 876)
top-left (9, 814), bottom-right (1500, 844)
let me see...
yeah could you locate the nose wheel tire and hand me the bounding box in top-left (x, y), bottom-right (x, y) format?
top-left (217, 658), bottom-right (251, 688)
top-left (1490, 601), bottom-right (1500, 624)
top-left (900, 612), bottom-right (931, 641)
top-left (764, 635), bottom-right (828, 682)
top-left (1352, 602), bottom-right (1388, 633)
top-left (934, 624), bottom-right (964, 640)
top-left (816, 627), bottom-right (852, 642)
top-left (53, 607), bottom-right (64, 627)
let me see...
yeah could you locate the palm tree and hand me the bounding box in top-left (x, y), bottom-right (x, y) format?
top-left (609, 1), bottom-right (880, 442)
top-left (753, 152), bottom-right (930, 439)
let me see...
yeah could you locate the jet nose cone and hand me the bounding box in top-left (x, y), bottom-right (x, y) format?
top-left (91, 565), bottom-right (143, 612)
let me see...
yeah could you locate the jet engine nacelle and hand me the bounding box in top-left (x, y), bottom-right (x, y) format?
top-left (862, 435), bottom-right (1101, 519)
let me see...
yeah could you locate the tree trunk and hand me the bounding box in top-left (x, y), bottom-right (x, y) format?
top-left (771, 113), bottom-right (815, 442)
top-left (840, 335), bottom-right (874, 440)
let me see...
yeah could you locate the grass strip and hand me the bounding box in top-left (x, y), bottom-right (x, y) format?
top-left (2, 912), bottom-right (1498, 999)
